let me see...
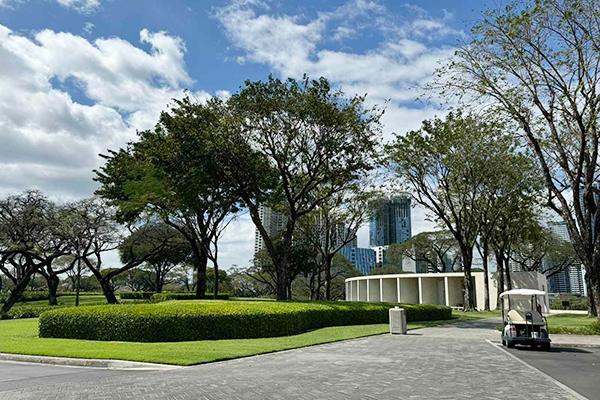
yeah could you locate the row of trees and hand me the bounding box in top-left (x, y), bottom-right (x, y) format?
top-left (95, 76), bottom-right (382, 301)
top-left (0, 193), bottom-right (182, 313)
top-left (433, 0), bottom-right (600, 315)
top-left (0, 190), bottom-right (246, 314)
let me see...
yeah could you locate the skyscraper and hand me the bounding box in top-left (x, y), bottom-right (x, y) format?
top-left (369, 195), bottom-right (412, 247)
top-left (339, 246), bottom-right (376, 275)
top-left (546, 220), bottom-right (585, 295)
top-left (254, 205), bottom-right (287, 255)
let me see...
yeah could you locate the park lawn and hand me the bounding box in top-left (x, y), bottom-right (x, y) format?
top-left (0, 312), bottom-right (474, 365)
top-left (547, 313), bottom-right (600, 335)
top-left (12, 295), bottom-right (107, 308)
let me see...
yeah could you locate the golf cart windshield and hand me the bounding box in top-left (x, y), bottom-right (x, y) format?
top-left (500, 289), bottom-right (548, 324)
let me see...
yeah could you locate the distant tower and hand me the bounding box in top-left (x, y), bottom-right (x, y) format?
top-left (369, 195), bottom-right (412, 247)
top-left (254, 205), bottom-right (287, 255)
top-left (546, 220), bottom-right (585, 295)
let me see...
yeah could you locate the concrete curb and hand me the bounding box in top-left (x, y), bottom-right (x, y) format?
top-left (0, 353), bottom-right (181, 370)
top-left (486, 340), bottom-right (589, 400)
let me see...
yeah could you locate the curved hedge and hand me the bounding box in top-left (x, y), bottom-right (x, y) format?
top-left (39, 301), bottom-right (451, 342)
top-left (119, 292), bottom-right (230, 301)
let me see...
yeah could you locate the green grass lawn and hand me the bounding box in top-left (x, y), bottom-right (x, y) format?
top-left (13, 295), bottom-right (108, 308)
top-left (0, 311), bottom-right (478, 365)
top-left (547, 313), bottom-right (600, 335)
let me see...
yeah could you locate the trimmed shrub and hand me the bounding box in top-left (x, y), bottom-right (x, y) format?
top-left (151, 292), bottom-right (230, 302)
top-left (119, 291), bottom-right (155, 300)
top-left (57, 291), bottom-right (104, 297)
top-left (122, 292), bottom-right (231, 302)
top-left (0, 291), bottom-right (49, 303)
top-left (550, 295), bottom-right (589, 311)
top-left (7, 305), bottom-right (57, 319)
top-left (39, 301), bottom-right (452, 342)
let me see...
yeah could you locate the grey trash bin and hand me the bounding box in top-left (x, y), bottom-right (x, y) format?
top-left (389, 306), bottom-right (407, 334)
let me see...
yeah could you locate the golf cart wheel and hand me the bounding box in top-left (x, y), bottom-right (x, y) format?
top-left (506, 340), bottom-right (515, 348)
top-left (542, 343), bottom-right (551, 351)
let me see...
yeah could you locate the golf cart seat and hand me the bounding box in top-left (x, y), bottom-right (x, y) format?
top-left (507, 309), bottom-right (544, 325)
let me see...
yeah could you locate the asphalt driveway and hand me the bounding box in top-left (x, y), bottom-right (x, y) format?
top-left (507, 346), bottom-right (600, 400)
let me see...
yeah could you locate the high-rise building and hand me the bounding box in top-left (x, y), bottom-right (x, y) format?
top-left (546, 220), bottom-right (585, 295)
top-left (254, 205), bottom-right (357, 255)
top-left (254, 205), bottom-right (287, 255)
top-left (369, 195), bottom-right (411, 247)
top-left (339, 246), bottom-right (376, 275)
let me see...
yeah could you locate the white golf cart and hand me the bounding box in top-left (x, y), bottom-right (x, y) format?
top-left (500, 289), bottom-right (551, 351)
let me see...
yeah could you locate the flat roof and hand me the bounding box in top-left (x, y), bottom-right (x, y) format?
top-left (345, 272), bottom-right (481, 282)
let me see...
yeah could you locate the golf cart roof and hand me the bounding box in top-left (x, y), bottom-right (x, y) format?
top-left (499, 289), bottom-right (546, 298)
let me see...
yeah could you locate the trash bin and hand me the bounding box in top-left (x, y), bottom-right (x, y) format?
top-left (389, 306), bottom-right (407, 334)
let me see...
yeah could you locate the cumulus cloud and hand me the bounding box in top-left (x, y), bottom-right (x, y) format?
top-left (215, 0), bottom-right (459, 239)
top-left (215, 0), bottom-right (457, 142)
top-left (0, 24), bottom-right (203, 199)
top-left (56, 0), bottom-right (101, 14)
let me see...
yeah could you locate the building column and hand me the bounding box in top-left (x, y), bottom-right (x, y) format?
top-left (366, 278), bottom-right (370, 302)
top-left (418, 277), bottom-right (423, 305)
top-left (396, 277), bottom-right (401, 303)
top-left (379, 278), bottom-right (383, 302)
top-left (444, 277), bottom-right (450, 307)
top-left (357, 280), bottom-right (360, 301)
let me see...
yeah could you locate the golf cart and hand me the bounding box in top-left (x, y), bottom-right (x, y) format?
top-left (500, 289), bottom-right (551, 350)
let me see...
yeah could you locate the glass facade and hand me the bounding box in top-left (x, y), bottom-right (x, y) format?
top-left (340, 246), bottom-right (376, 275)
top-left (369, 195), bottom-right (412, 247)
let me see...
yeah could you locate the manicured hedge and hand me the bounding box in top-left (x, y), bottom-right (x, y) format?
top-left (151, 293), bottom-right (230, 302)
top-left (119, 292), bottom-right (230, 301)
top-left (38, 301), bottom-right (451, 342)
top-left (0, 291), bottom-right (49, 303)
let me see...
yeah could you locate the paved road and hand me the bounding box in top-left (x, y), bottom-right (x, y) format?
top-left (507, 346), bottom-right (600, 400)
top-left (0, 319), bottom-right (582, 400)
top-left (0, 361), bottom-right (132, 392)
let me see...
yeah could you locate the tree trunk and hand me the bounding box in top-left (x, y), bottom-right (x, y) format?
top-left (99, 278), bottom-right (118, 304)
top-left (325, 255), bottom-right (333, 301)
top-left (47, 274), bottom-right (59, 306)
top-left (155, 269), bottom-right (163, 293)
top-left (504, 258), bottom-right (512, 290)
top-left (481, 241), bottom-right (490, 311)
top-left (585, 263), bottom-right (599, 318)
top-left (1, 270), bottom-right (35, 315)
top-left (194, 246), bottom-right (209, 299)
top-left (495, 251), bottom-right (505, 308)
top-left (75, 260), bottom-right (81, 307)
top-left (213, 263), bottom-right (219, 299)
top-left (461, 245), bottom-right (476, 311)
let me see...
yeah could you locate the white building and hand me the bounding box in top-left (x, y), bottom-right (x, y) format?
top-left (345, 271), bottom-right (549, 311)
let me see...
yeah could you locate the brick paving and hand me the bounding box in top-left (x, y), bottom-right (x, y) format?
top-left (0, 319), bottom-right (581, 400)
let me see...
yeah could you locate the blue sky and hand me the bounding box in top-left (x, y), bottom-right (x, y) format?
top-left (0, 0), bottom-right (508, 268)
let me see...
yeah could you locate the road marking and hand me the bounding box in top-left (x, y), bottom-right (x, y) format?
top-left (485, 340), bottom-right (589, 400)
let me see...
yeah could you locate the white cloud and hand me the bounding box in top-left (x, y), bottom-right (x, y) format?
top-left (0, 24), bottom-right (204, 200)
top-left (215, 0), bottom-right (457, 143)
top-left (83, 22), bottom-right (95, 35)
top-left (56, 0), bottom-right (101, 14)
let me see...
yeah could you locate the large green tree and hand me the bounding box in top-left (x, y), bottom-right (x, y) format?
top-left (219, 76), bottom-right (382, 300)
top-left (0, 191), bottom-right (72, 312)
top-left (119, 222), bottom-right (191, 293)
top-left (440, 0), bottom-right (600, 316)
top-left (387, 112), bottom-right (528, 310)
top-left (95, 97), bottom-right (240, 298)
top-left (397, 231), bottom-right (458, 273)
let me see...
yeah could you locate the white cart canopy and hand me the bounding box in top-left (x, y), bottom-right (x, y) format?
top-left (499, 289), bottom-right (546, 298)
